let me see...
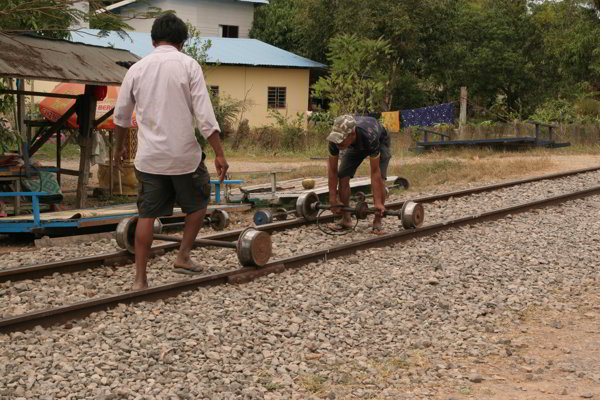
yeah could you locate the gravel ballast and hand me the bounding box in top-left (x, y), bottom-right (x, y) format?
top-left (0, 188), bottom-right (599, 398)
top-left (2, 170), bottom-right (600, 317)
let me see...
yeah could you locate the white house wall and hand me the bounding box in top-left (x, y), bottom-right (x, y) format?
top-left (122, 0), bottom-right (256, 38)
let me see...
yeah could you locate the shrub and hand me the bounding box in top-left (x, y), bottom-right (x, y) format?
top-left (308, 111), bottom-right (334, 134)
top-left (529, 98), bottom-right (577, 123)
top-left (267, 109), bottom-right (306, 150)
top-left (210, 93), bottom-right (246, 138)
top-left (575, 98), bottom-right (600, 121)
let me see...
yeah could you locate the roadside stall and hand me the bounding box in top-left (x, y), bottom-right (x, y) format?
top-left (0, 33), bottom-right (140, 233)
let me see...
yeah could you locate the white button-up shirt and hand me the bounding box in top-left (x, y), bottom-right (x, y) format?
top-left (114, 45), bottom-right (220, 175)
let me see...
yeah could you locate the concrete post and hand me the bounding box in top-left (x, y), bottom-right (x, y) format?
top-left (459, 87), bottom-right (467, 137)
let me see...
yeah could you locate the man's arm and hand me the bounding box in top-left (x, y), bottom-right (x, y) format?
top-left (112, 70), bottom-right (135, 169)
top-left (113, 126), bottom-right (129, 170)
top-left (328, 155), bottom-right (339, 205)
top-left (369, 156), bottom-right (385, 214)
top-left (207, 131), bottom-right (228, 183)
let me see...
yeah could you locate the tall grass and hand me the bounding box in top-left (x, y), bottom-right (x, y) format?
top-left (212, 122), bottom-right (600, 160)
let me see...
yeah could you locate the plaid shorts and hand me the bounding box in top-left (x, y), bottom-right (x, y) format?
top-left (134, 161), bottom-right (211, 218)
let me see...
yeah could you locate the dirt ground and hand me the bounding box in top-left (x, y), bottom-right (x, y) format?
top-left (434, 293), bottom-right (600, 399)
top-left (3, 152), bottom-right (600, 399)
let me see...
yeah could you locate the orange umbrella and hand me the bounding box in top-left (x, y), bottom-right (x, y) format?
top-left (39, 83), bottom-right (137, 130)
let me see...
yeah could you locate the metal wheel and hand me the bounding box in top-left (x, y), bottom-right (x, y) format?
top-left (236, 228), bottom-right (272, 267)
top-left (210, 209), bottom-right (229, 231)
top-left (253, 209), bottom-right (273, 226)
top-left (400, 201), bottom-right (424, 229)
top-left (394, 177), bottom-right (410, 190)
top-left (296, 192), bottom-right (319, 221)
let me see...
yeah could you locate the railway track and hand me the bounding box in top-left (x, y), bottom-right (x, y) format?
top-left (2, 166), bottom-right (599, 283)
top-left (1, 166), bottom-right (600, 332)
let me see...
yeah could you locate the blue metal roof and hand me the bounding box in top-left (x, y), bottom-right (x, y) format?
top-left (108, 0), bottom-right (268, 10)
top-left (70, 30), bottom-right (325, 68)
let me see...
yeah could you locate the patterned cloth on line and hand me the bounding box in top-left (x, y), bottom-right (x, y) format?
top-left (401, 102), bottom-right (455, 127)
top-left (21, 171), bottom-right (63, 204)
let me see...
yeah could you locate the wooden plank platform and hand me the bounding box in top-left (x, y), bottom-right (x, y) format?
top-left (0, 203), bottom-right (251, 236)
top-left (232, 176), bottom-right (402, 207)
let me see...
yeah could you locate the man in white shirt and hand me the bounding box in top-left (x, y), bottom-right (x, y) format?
top-left (113, 13), bottom-right (229, 290)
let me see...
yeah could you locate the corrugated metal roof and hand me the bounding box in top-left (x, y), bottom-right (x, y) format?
top-left (70, 30), bottom-right (326, 69)
top-left (107, 0), bottom-right (268, 11)
top-left (0, 34), bottom-right (140, 85)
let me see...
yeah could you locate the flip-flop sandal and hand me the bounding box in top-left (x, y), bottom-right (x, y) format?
top-left (372, 226), bottom-right (386, 235)
top-left (173, 265), bottom-right (205, 275)
top-left (326, 222), bottom-right (353, 231)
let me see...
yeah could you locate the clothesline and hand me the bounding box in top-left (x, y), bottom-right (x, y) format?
top-left (377, 98), bottom-right (521, 131)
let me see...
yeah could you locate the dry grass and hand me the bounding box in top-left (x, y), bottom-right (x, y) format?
top-left (391, 157), bottom-right (555, 191)
top-left (334, 156), bottom-right (555, 193)
top-left (226, 153), bottom-right (555, 192)
top-left (298, 374), bottom-right (328, 393)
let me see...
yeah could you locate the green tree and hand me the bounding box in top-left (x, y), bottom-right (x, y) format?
top-left (0, 0), bottom-right (162, 38)
top-left (313, 34), bottom-right (393, 115)
top-left (250, 0), bottom-right (303, 54)
top-left (530, 0), bottom-right (600, 94)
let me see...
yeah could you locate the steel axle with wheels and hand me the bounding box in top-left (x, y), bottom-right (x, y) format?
top-left (253, 208), bottom-right (296, 225)
top-left (353, 201), bottom-right (425, 229)
top-left (296, 191), bottom-right (425, 229)
top-left (161, 209), bottom-right (230, 231)
top-left (205, 209), bottom-right (230, 230)
top-left (295, 192), bottom-right (369, 222)
top-left (115, 217), bottom-right (272, 267)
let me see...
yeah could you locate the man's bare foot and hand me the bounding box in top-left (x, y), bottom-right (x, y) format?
top-left (326, 222), bottom-right (353, 231)
top-left (132, 280), bottom-right (148, 290)
top-left (173, 260), bottom-right (205, 274)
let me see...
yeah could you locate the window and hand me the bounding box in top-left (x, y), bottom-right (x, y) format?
top-left (220, 25), bottom-right (239, 38)
top-left (208, 85), bottom-right (219, 97)
top-left (268, 87), bottom-right (286, 109)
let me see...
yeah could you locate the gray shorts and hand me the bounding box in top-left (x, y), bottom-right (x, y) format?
top-left (338, 142), bottom-right (391, 180)
top-left (134, 161), bottom-right (211, 218)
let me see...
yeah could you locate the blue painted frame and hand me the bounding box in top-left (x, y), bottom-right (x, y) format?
top-left (210, 179), bottom-right (244, 203)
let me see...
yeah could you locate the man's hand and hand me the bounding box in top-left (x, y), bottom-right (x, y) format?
top-left (214, 155), bottom-right (229, 183)
top-left (113, 147), bottom-right (128, 172)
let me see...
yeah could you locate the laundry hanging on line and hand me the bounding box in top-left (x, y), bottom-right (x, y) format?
top-left (401, 102), bottom-right (455, 127)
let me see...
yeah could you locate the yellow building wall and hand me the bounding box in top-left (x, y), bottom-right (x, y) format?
top-left (27, 65), bottom-right (311, 129)
top-left (204, 65), bottom-right (310, 127)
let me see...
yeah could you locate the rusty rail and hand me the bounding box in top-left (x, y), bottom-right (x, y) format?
top-left (2, 184), bottom-right (599, 332)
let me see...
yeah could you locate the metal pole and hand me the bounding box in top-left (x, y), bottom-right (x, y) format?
top-left (16, 79), bottom-right (25, 141)
top-left (153, 233), bottom-right (237, 249)
top-left (109, 131), bottom-right (113, 197)
top-left (56, 129), bottom-right (61, 186)
top-left (270, 172), bottom-right (277, 193)
top-left (75, 87), bottom-right (98, 208)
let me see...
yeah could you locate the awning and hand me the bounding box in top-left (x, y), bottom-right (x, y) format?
top-left (0, 34), bottom-right (139, 85)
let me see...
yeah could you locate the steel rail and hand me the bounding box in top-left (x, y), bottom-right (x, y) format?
top-left (2, 184), bottom-right (599, 333)
top-left (1, 165), bottom-right (599, 283)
